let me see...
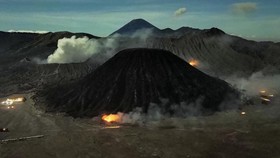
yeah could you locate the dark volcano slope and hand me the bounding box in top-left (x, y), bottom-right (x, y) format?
top-left (146, 30), bottom-right (280, 76)
top-left (0, 31), bottom-right (99, 69)
top-left (109, 19), bottom-right (280, 76)
top-left (37, 48), bottom-right (238, 117)
top-left (0, 61), bottom-right (97, 98)
top-left (0, 31), bottom-right (100, 97)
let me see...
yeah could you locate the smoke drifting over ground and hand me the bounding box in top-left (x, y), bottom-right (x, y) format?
top-left (101, 96), bottom-right (241, 126)
top-left (46, 29), bottom-right (153, 64)
top-left (226, 71), bottom-right (280, 96)
top-left (98, 68), bottom-right (280, 126)
top-left (101, 95), bottom-right (280, 130)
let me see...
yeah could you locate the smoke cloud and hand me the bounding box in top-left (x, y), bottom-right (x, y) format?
top-left (100, 96), bottom-right (280, 129)
top-left (32, 57), bottom-right (48, 64)
top-left (226, 71), bottom-right (280, 96)
top-left (101, 97), bottom-right (211, 125)
top-left (130, 28), bottom-right (153, 41)
top-left (231, 2), bottom-right (257, 14)
top-left (47, 35), bottom-right (118, 64)
top-left (96, 70), bottom-right (280, 128)
top-left (46, 29), bottom-right (153, 64)
top-left (174, 7), bottom-right (187, 17)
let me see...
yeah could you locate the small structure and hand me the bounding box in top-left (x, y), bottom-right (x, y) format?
top-left (0, 128), bottom-right (9, 132)
top-left (259, 91), bottom-right (274, 105)
top-left (0, 135), bottom-right (45, 144)
top-left (1, 97), bottom-right (26, 106)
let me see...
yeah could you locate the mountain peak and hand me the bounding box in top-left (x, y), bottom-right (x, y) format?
top-left (110, 18), bottom-right (160, 35)
top-left (129, 18), bottom-right (150, 23)
top-left (204, 27), bottom-right (225, 36)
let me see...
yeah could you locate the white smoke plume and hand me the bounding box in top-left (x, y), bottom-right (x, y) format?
top-left (100, 96), bottom-right (280, 129)
top-left (46, 29), bottom-right (153, 64)
top-left (231, 2), bottom-right (257, 14)
top-left (98, 70), bottom-right (280, 128)
top-left (48, 36), bottom-right (96, 63)
top-left (8, 30), bottom-right (49, 34)
top-left (32, 57), bottom-right (48, 64)
top-left (226, 71), bottom-right (280, 96)
top-left (174, 7), bottom-right (187, 17)
top-left (130, 28), bottom-right (153, 41)
top-left (102, 106), bottom-right (162, 126)
top-left (101, 97), bottom-right (207, 126)
top-left (47, 35), bottom-right (118, 64)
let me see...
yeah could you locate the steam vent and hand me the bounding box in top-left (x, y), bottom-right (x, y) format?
top-left (38, 48), bottom-right (238, 117)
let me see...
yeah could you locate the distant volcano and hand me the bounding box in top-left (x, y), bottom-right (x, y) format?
top-left (38, 48), bottom-right (239, 117)
top-left (110, 18), bottom-right (161, 35)
top-left (109, 18), bottom-right (224, 37)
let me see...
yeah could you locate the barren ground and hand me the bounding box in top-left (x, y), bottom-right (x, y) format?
top-left (1, 94), bottom-right (280, 158)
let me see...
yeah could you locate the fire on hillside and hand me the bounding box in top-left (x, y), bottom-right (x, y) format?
top-left (102, 114), bottom-right (121, 123)
top-left (188, 59), bottom-right (199, 67)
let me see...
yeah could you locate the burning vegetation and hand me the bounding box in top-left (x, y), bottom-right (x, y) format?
top-left (102, 114), bottom-right (121, 123)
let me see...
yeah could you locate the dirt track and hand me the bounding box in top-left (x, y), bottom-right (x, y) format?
top-left (1, 94), bottom-right (280, 158)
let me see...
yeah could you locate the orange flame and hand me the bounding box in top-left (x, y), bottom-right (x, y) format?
top-left (188, 59), bottom-right (199, 67)
top-left (102, 114), bottom-right (121, 123)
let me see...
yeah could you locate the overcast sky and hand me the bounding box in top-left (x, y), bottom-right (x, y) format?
top-left (0, 0), bottom-right (279, 41)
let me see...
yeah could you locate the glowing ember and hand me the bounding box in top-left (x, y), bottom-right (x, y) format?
top-left (1, 97), bottom-right (25, 105)
top-left (260, 90), bottom-right (266, 94)
top-left (7, 106), bottom-right (15, 109)
top-left (241, 111), bottom-right (246, 115)
top-left (188, 59), bottom-right (199, 67)
top-left (102, 114), bottom-right (121, 123)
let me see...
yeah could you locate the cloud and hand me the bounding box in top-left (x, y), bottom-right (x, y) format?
top-left (174, 7), bottom-right (187, 17)
top-left (8, 30), bottom-right (49, 34)
top-left (231, 2), bottom-right (257, 14)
